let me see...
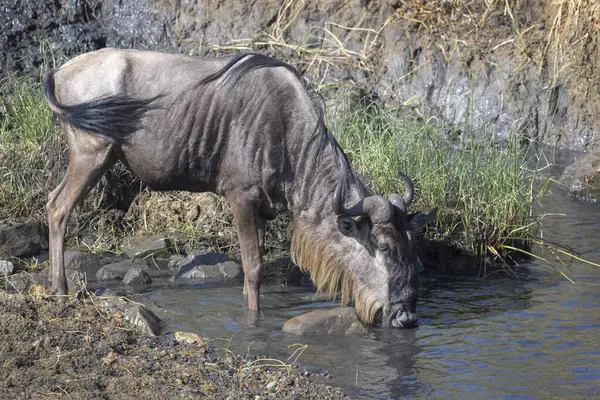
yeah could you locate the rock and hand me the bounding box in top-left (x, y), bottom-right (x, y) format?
top-left (282, 307), bottom-right (368, 335)
top-left (65, 250), bottom-right (127, 271)
top-left (102, 351), bottom-right (118, 365)
top-left (38, 267), bottom-right (88, 293)
top-left (96, 258), bottom-right (149, 281)
top-left (560, 153), bottom-right (600, 200)
top-left (94, 287), bottom-right (128, 298)
top-left (174, 331), bottom-right (205, 345)
top-left (124, 304), bottom-right (164, 336)
top-left (66, 269), bottom-right (88, 293)
top-left (5, 273), bottom-right (50, 294)
top-left (0, 260), bottom-right (15, 275)
top-left (265, 381), bottom-right (277, 390)
top-left (123, 233), bottom-right (172, 259)
top-left (167, 254), bottom-right (184, 270)
top-left (171, 251), bottom-right (242, 283)
top-left (0, 220), bottom-right (48, 258)
top-left (123, 266), bottom-right (152, 285)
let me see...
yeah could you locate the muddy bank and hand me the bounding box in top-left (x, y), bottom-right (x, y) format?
top-left (0, 290), bottom-right (348, 399)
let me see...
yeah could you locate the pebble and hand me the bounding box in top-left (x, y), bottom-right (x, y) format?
top-left (265, 381), bottom-right (277, 390)
top-left (0, 259), bottom-right (15, 275)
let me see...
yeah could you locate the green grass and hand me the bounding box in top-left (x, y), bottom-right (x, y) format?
top-left (329, 101), bottom-right (550, 263)
top-left (0, 74), bottom-right (64, 221)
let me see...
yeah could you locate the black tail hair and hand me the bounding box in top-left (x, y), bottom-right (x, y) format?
top-left (44, 70), bottom-right (159, 145)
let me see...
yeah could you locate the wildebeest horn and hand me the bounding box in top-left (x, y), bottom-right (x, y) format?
top-left (388, 171), bottom-right (414, 213)
top-left (333, 184), bottom-right (393, 223)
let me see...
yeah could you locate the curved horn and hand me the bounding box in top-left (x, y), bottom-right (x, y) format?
top-left (388, 193), bottom-right (407, 214)
top-left (333, 184), bottom-right (394, 223)
top-left (396, 171), bottom-right (414, 206)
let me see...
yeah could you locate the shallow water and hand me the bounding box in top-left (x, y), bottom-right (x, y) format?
top-left (131, 165), bottom-right (600, 399)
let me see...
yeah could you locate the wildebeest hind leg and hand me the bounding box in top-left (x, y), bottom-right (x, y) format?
top-left (46, 131), bottom-right (115, 295)
top-left (230, 196), bottom-right (265, 312)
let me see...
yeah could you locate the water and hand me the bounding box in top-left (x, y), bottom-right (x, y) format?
top-left (134, 179), bottom-right (600, 399)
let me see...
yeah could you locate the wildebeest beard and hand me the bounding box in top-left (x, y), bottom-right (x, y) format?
top-left (291, 217), bottom-right (384, 325)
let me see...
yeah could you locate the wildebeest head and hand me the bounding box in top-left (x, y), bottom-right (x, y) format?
top-left (332, 172), bottom-right (436, 328)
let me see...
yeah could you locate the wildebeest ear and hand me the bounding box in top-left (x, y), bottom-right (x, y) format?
top-left (337, 216), bottom-right (359, 237)
top-left (407, 208), bottom-right (437, 231)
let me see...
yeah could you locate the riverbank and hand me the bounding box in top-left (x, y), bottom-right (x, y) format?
top-left (0, 289), bottom-right (348, 399)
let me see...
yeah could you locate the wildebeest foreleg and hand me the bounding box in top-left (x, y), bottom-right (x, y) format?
top-left (46, 132), bottom-right (114, 295)
top-left (230, 197), bottom-right (265, 312)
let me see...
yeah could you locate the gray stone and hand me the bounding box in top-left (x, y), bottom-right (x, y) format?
top-left (560, 153), bottom-right (600, 200)
top-left (282, 307), bottom-right (368, 335)
top-left (66, 269), bottom-right (88, 293)
top-left (0, 220), bottom-right (48, 258)
top-left (96, 258), bottom-right (149, 281)
top-left (51, 250), bottom-right (128, 282)
top-left (65, 250), bottom-right (127, 269)
top-left (94, 287), bottom-right (128, 299)
top-left (123, 266), bottom-right (152, 285)
top-left (124, 304), bottom-right (164, 336)
top-left (167, 254), bottom-right (184, 270)
top-left (0, 260), bottom-right (15, 275)
top-left (143, 257), bottom-right (172, 278)
top-left (5, 273), bottom-right (50, 293)
top-left (39, 266), bottom-right (88, 293)
top-left (170, 251), bottom-right (242, 282)
top-left (123, 233), bottom-right (172, 259)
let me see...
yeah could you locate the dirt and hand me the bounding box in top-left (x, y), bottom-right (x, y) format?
top-left (0, 290), bottom-right (349, 399)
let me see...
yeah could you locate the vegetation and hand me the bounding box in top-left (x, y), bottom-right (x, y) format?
top-left (0, 74), bottom-right (62, 221)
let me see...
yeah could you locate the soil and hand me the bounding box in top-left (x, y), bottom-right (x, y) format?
top-left (0, 290), bottom-right (349, 399)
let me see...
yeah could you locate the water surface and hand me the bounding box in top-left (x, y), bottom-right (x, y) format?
top-left (136, 179), bottom-right (599, 399)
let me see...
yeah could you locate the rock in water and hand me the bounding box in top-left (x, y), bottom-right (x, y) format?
top-left (170, 251), bottom-right (242, 283)
top-left (560, 153), bottom-right (600, 200)
top-left (283, 307), bottom-right (368, 335)
top-left (124, 233), bottom-right (172, 259)
top-left (123, 266), bottom-right (152, 285)
top-left (124, 305), bottom-right (164, 336)
top-left (96, 258), bottom-right (149, 281)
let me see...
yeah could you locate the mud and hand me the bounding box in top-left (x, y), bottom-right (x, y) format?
top-left (0, 290), bottom-right (348, 399)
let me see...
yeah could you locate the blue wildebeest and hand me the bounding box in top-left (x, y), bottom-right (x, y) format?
top-left (44, 49), bottom-right (436, 328)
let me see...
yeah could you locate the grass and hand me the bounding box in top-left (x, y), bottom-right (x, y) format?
top-left (0, 74), bottom-right (64, 221)
top-left (329, 99), bottom-right (551, 264)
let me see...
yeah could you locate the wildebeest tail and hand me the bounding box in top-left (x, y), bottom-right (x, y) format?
top-left (44, 70), bottom-right (158, 145)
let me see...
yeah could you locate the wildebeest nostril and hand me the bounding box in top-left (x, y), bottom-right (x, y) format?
top-left (397, 310), bottom-right (419, 328)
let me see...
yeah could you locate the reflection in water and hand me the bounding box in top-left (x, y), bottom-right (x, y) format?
top-left (133, 178), bottom-right (600, 399)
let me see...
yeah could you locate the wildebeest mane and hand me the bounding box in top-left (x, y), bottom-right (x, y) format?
top-left (196, 52), bottom-right (302, 87)
top-left (199, 53), bottom-right (357, 187)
